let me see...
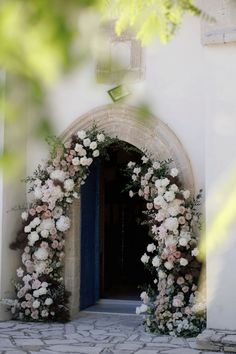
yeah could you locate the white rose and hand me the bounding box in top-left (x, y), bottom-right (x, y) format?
top-left (28, 231), bottom-right (39, 246)
top-left (77, 130), bottom-right (86, 139)
top-left (147, 243), bottom-right (156, 253)
top-left (170, 184), bottom-right (179, 192)
top-left (80, 157), bottom-right (87, 166)
top-left (155, 179), bottom-right (162, 188)
top-left (41, 282), bottom-right (48, 288)
top-left (64, 179), bottom-right (75, 192)
top-left (32, 300), bottom-right (40, 309)
top-left (97, 133), bottom-right (105, 142)
top-left (127, 161), bottom-right (136, 168)
top-left (164, 191), bottom-right (175, 202)
top-left (83, 138), bottom-right (91, 147)
top-left (16, 267), bottom-right (24, 278)
top-left (140, 291), bottom-right (149, 304)
top-left (152, 256), bottom-right (161, 267)
top-left (45, 297), bottom-right (53, 306)
top-left (154, 195), bottom-right (165, 206)
top-left (72, 157), bottom-right (80, 166)
top-left (139, 304), bottom-right (148, 313)
top-left (24, 225), bottom-right (31, 233)
top-left (170, 168), bottom-right (179, 177)
top-left (129, 190), bottom-right (134, 198)
top-left (34, 187), bottom-right (43, 200)
top-left (191, 248), bottom-right (199, 257)
top-left (180, 258), bottom-right (188, 266)
top-left (56, 215), bottom-right (71, 232)
top-left (50, 170), bottom-right (66, 182)
top-left (161, 178), bottom-right (170, 187)
top-left (93, 150), bottom-right (99, 157)
top-left (41, 230), bottom-right (49, 238)
top-left (141, 156), bottom-right (148, 164)
top-left (141, 253), bottom-right (150, 264)
top-left (38, 287), bottom-right (47, 295)
top-left (90, 141), bottom-right (97, 150)
top-left (164, 217), bottom-right (179, 231)
top-left (134, 167), bottom-right (141, 175)
top-left (41, 310), bottom-right (49, 317)
top-left (34, 248), bottom-right (49, 261)
top-left (164, 261), bottom-right (174, 270)
top-left (21, 212), bottom-right (28, 221)
top-left (40, 218), bottom-right (55, 231)
top-left (74, 143), bottom-right (83, 152)
top-left (179, 238), bottom-right (188, 247)
top-left (78, 148), bottom-right (86, 157)
top-left (158, 270), bottom-right (167, 279)
top-left (173, 298), bottom-right (183, 307)
top-left (87, 158), bottom-right (93, 166)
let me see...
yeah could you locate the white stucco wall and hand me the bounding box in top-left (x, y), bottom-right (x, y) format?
top-left (23, 14), bottom-right (236, 331)
top-left (28, 16), bottom-right (205, 192)
top-left (204, 43), bottom-right (236, 330)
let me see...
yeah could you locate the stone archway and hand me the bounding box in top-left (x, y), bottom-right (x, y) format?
top-left (61, 104), bottom-right (195, 317)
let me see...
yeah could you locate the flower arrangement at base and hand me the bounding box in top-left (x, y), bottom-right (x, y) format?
top-left (5, 126), bottom-right (115, 322)
top-left (125, 158), bottom-right (206, 336)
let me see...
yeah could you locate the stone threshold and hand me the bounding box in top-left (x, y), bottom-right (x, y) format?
top-left (196, 328), bottom-right (236, 352)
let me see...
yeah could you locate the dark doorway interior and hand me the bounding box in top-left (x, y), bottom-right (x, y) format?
top-left (100, 143), bottom-right (150, 300)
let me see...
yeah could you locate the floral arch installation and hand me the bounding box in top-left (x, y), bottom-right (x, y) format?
top-left (6, 104), bottom-right (206, 336)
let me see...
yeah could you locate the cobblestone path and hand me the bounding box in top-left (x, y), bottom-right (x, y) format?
top-left (0, 312), bottom-right (222, 353)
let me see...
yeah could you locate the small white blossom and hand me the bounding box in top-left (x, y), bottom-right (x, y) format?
top-left (34, 248), bottom-right (49, 261)
top-left (183, 190), bottom-right (190, 199)
top-left (147, 243), bottom-right (156, 253)
top-left (45, 298), bottom-right (53, 306)
top-left (180, 258), bottom-right (188, 266)
top-left (32, 300), bottom-right (40, 309)
top-left (90, 141), bottom-right (97, 150)
top-left (72, 157), bottom-right (80, 166)
top-left (21, 212), bottom-right (28, 221)
top-left (93, 150), bottom-right (99, 157)
top-left (141, 156), bottom-right (148, 164)
top-left (170, 168), bottom-right (179, 177)
top-left (141, 253), bottom-right (150, 264)
top-left (50, 170), bottom-right (66, 182)
top-left (83, 138), bottom-right (91, 147)
top-left (191, 248), bottom-right (199, 257)
top-left (97, 133), bottom-right (105, 142)
top-left (64, 179), bottom-right (75, 192)
top-left (56, 215), bottom-right (71, 232)
top-left (77, 130), bottom-right (86, 139)
top-left (152, 256), bottom-right (161, 267)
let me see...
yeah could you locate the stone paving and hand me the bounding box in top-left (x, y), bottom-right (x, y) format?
top-left (0, 312), bottom-right (229, 354)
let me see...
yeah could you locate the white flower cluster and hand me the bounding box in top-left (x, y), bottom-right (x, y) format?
top-left (127, 158), bottom-right (205, 337)
top-left (8, 128), bottom-right (107, 322)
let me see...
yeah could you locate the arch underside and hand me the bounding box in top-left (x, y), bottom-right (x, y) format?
top-left (63, 104), bottom-right (195, 317)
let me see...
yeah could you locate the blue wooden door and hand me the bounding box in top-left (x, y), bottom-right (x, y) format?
top-left (80, 161), bottom-right (100, 310)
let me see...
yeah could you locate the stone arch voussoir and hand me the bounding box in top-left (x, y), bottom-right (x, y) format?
top-left (61, 104), bottom-right (195, 317)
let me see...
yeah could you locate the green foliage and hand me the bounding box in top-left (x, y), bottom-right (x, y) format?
top-left (104, 0), bottom-right (202, 44)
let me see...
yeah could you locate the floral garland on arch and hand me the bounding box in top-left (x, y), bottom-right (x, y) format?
top-left (124, 158), bottom-right (206, 336)
top-left (4, 125), bottom-right (205, 336)
top-left (5, 127), bottom-right (117, 322)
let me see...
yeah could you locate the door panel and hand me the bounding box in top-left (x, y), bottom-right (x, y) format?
top-left (80, 162), bottom-right (100, 310)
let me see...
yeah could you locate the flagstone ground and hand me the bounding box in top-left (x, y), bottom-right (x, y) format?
top-left (0, 312), bottom-right (227, 353)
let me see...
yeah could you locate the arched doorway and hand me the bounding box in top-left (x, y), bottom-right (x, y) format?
top-left (80, 143), bottom-right (150, 310)
top-left (62, 104), bottom-right (195, 318)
